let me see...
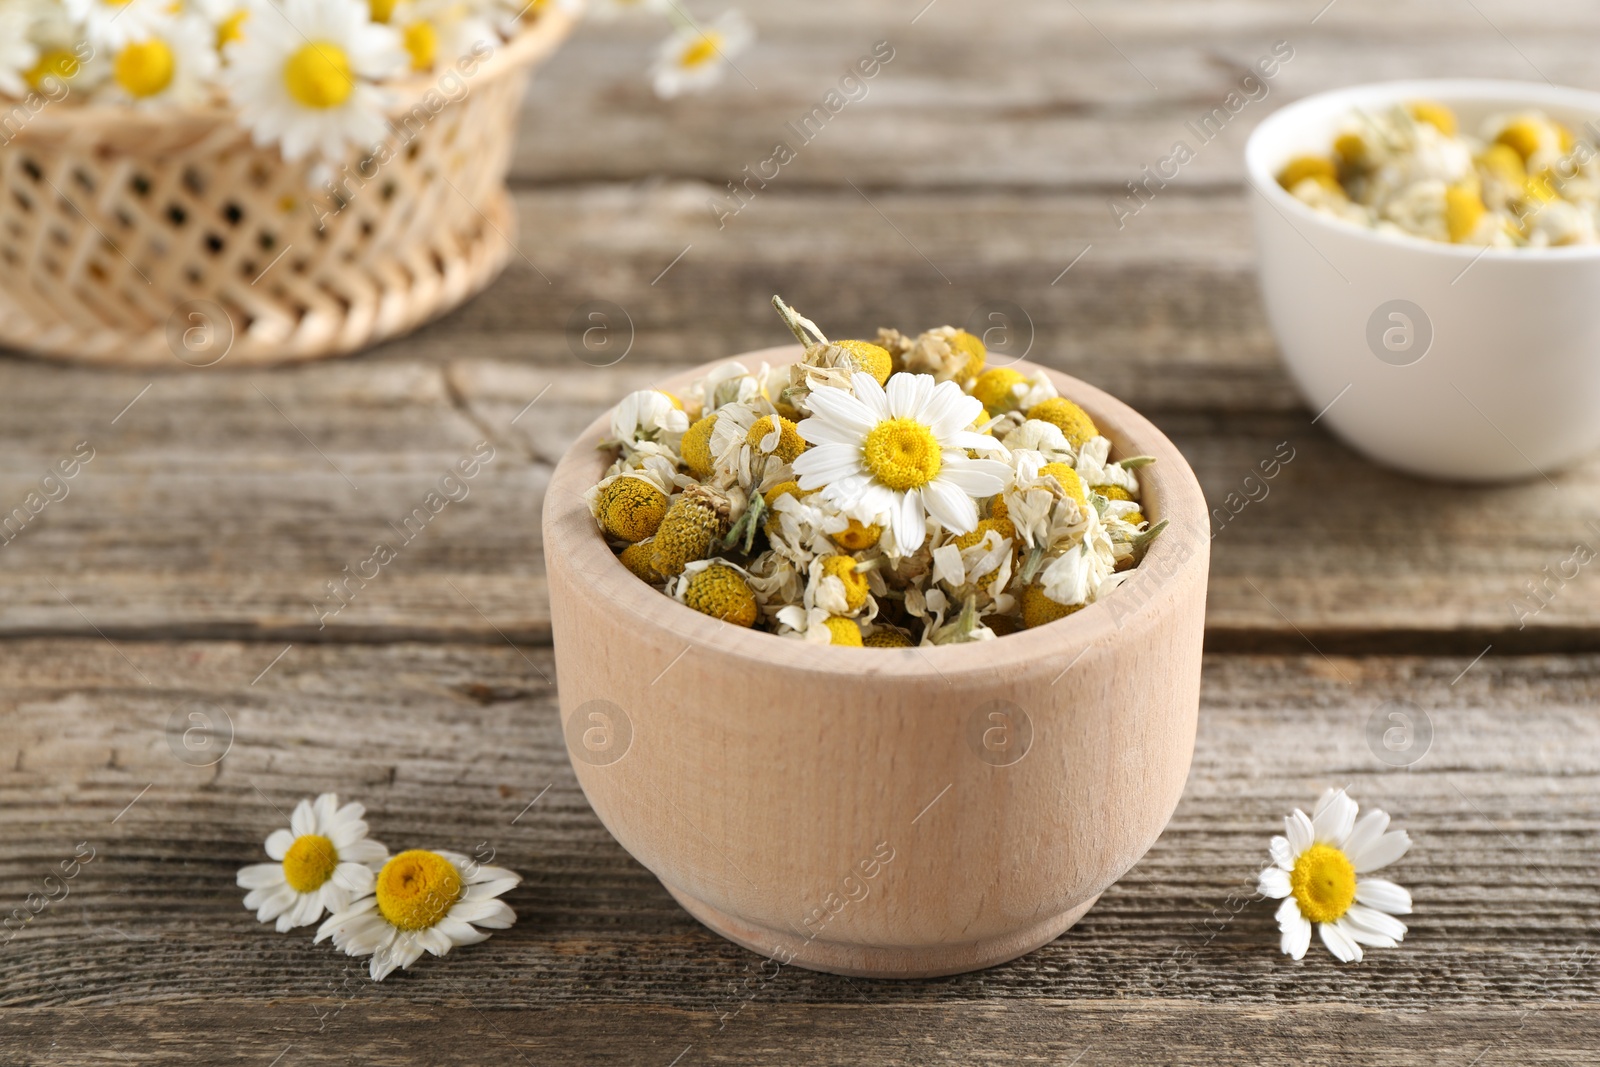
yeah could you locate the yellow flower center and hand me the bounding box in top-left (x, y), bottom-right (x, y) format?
top-left (282, 833), bottom-right (339, 893)
top-left (746, 415), bottom-right (806, 463)
top-left (821, 555), bottom-right (869, 611)
top-left (822, 615), bottom-right (862, 645)
top-left (1289, 843), bottom-right (1357, 924)
top-left (218, 10), bottom-right (249, 48)
top-left (368, 0), bottom-right (397, 22)
top-left (113, 39), bottom-right (176, 98)
top-left (375, 849), bottom-right (462, 930)
top-left (403, 21), bottom-right (438, 71)
top-left (832, 518), bottom-right (881, 551)
top-left (863, 418), bottom-right (941, 491)
top-left (680, 32), bottom-right (723, 69)
top-left (26, 49), bottom-right (81, 89)
top-left (283, 42), bottom-right (355, 109)
top-left (682, 563), bottom-right (759, 627)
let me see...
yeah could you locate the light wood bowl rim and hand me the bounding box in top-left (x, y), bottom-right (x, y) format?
top-left (543, 345), bottom-right (1210, 680)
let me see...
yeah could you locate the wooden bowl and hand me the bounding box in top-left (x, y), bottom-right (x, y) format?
top-left (542, 347), bottom-right (1210, 978)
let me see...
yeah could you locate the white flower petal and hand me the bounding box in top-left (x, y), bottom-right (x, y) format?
top-left (1319, 919), bottom-right (1363, 962)
top-left (893, 488), bottom-right (926, 553)
top-left (1311, 789), bottom-right (1358, 847)
top-left (849, 371), bottom-right (891, 420)
top-left (1351, 829), bottom-right (1411, 874)
top-left (237, 863), bottom-right (286, 890)
top-left (1284, 809), bottom-right (1314, 854)
top-left (884, 371), bottom-right (933, 420)
top-left (1269, 835), bottom-right (1295, 870)
top-left (1343, 903), bottom-right (1407, 942)
top-left (793, 443), bottom-right (865, 488)
top-left (1353, 877), bottom-right (1413, 915)
top-left (1258, 866), bottom-right (1291, 899)
top-left (1275, 897), bottom-right (1312, 960)
top-left (922, 479), bottom-right (978, 534)
top-left (799, 388), bottom-right (878, 439)
top-left (332, 862), bottom-right (375, 894)
top-left (265, 829), bottom-right (294, 860)
top-left (435, 915), bottom-right (493, 946)
top-left (454, 898), bottom-right (516, 930)
top-left (462, 877), bottom-right (519, 901)
top-left (312, 793), bottom-right (339, 830)
top-left (290, 799), bottom-right (315, 838)
top-left (1343, 810), bottom-right (1390, 865)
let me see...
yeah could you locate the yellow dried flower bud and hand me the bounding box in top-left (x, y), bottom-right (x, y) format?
top-left (681, 414), bottom-right (718, 479)
top-left (651, 491), bottom-right (728, 577)
top-left (1095, 484), bottom-right (1133, 502)
top-left (682, 564), bottom-right (759, 627)
top-left (832, 518), bottom-right (881, 551)
top-left (822, 615), bottom-right (863, 646)
top-left (1277, 155), bottom-right (1340, 192)
top-left (597, 477), bottom-right (670, 542)
top-left (973, 368), bottom-right (1026, 413)
top-left (747, 415), bottom-right (806, 463)
top-left (1026, 397), bottom-right (1099, 448)
top-left (1496, 119), bottom-right (1543, 161)
top-left (1038, 462), bottom-right (1087, 506)
top-left (834, 339), bottom-right (894, 385)
top-left (618, 541), bottom-right (661, 582)
top-left (1021, 585), bottom-right (1083, 629)
top-left (1446, 184), bottom-right (1486, 243)
top-left (863, 628), bottom-right (914, 648)
top-left (1408, 100), bottom-right (1457, 137)
top-left (1124, 510), bottom-right (1146, 526)
top-left (1334, 132), bottom-right (1367, 167)
top-left (820, 555), bottom-right (870, 612)
top-left (1478, 143), bottom-right (1526, 185)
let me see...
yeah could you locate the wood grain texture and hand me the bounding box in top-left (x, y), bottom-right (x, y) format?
top-left (0, 644), bottom-right (1596, 1061)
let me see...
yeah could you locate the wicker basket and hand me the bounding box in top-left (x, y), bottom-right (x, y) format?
top-left (0, 11), bottom-right (574, 368)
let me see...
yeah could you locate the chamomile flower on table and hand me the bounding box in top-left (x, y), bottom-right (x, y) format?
top-left (0, 2), bottom-right (40, 98)
top-left (1258, 788), bottom-right (1414, 963)
top-left (316, 847), bottom-right (522, 981)
top-left (104, 16), bottom-right (219, 108)
top-left (792, 371), bottom-right (1010, 554)
top-left (650, 9), bottom-right (753, 100)
top-left (237, 793), bottom-right (390, 933)
top-left (222, 0), bottom-right (405, 163)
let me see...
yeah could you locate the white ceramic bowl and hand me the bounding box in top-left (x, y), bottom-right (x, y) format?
top-left (1247, 79), bottom-right (1600, 481)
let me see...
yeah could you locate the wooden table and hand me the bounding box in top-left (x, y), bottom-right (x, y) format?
top-left (3, 1), bottom-right (1598, 1062)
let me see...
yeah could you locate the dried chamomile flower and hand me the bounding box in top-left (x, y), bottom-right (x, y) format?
top-left (1026, 398), bottom-right (1100, 450)
top-left (595, 475), bottom-right (671, 542)
top-left (651, 485), bottom-right (731, 577)
top-left (674, 560), bottom-right (760, 627)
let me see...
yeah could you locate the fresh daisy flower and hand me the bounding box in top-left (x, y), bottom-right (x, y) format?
top-left (1258, 788), bottom-right (1414, 962)
top-left (316, 847), bottom-right (520, 980)
top-left (104, 16), bottom-right (219, 107)
top-left (223, 0), bottom-right (405, 163)
top-left (387, 0), bottom-right (498, 72)
top-left (793, 371), bottom-right (1008, 555)
top-left (0, 2), bottom-right (40, 98)
top-left (651, 9), bottom-right (752, 100)
top-left (68, 0), bottom-right (172, 51)
top-left (190, 0), bottom-right (251, 50)
top-left (237, 793), bottom-right (390, 933)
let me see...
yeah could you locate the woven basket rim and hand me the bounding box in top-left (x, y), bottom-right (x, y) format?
top-left (3, 8), bottom-right (575, 138)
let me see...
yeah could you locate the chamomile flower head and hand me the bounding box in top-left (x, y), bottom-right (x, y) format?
top-left (105, 15), bottom-right (219, 107)
top-left (650, 9), bottom-right (752, 100)
top-left (1258, 788), bottom-right (1413, 963)
top-left (237, 793), bottom-right (389, 933)
top-left (674, 558), bottom-right (760, 627)
top-left (595, 474), bottom-right (671, 543)
top-left (223, 0), bottom-right (405, 163)
top-left (389, 0), bottom-right (498, 72)
top-left (68, 0), bottom-right (172, 51)
top-left (316, 847), bottom-right (521, 981)
top-left (793, 371), bottom-right (1010, 554)
top-left (609, 389), bottom-right (689, 447)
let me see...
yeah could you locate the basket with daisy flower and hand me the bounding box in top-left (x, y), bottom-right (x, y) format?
top-left (0, 0), bottom-right (577, 366)
top-left (543, 299), bottom-right (1211, 977)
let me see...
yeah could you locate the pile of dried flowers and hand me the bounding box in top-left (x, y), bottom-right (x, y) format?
top-left (585, 297), bottom-right (1166, 647)
top-left (1280, 100), bottom-right (1600, 247)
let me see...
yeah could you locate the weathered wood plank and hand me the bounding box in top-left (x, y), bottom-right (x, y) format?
top-left (512, 0), bottom-right (1600, 187)
top-left (0, 645), bottom-right (1595, 1062)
